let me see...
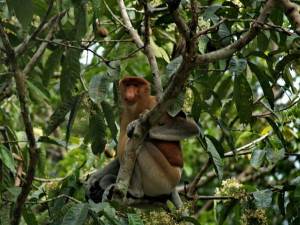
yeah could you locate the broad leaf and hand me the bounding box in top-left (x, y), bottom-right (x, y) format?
top-left (45, 95), bottom-right (79, 135)
top-left (205, 137), bottom-right (223, 180)
top-left (0, 145), bottom-right (16, 174)
top-left (23, 207), bottom-right (38, 225)
top-left (86, 104), bottom-right (107, 155)
top-left (88, 74), bottom-right (110, 104)
top-left (266, 118), bottom-right (287, 150)
top-left (43, 49), bottom-right (63, 86)
top-left (165, 55), bottom-right (183, 78)
top-left (101, 101), bottom-right (118, 142)
top-left (60, 49), bottom-right (81, 101)
top-left (61, 203), bottom-right (89, 225)
top-left (233, 74), bottom-right (253, 123)
top-left (128, 213), bottom-right (144, 225)
top-left (250, 149), bottom-right (266, 169)
top-left (66, 93), bottom-right (85, 146)
top-left (248, 62), bottom-right (274, 109)
top-left (7, 0), bottom-right (33, 29)
top-left (253, 189), bottom-right (273, 208)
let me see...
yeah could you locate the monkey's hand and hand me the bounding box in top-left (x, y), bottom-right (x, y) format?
top-left (127, 109), bottom-right (150, 138)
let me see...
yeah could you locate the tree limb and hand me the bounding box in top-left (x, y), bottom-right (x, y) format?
top-left (279, 0), bottom-right (300, 34)
top-left (118, 0), bottom-right (163, 98)
top-left (0, 23), bottom-right (38, 225)
top-left (195, 0), bottom-right (276, 64)
top-left (23, 16), bottom-right (61, 76)
top-left (15, 10), bottom-right (66, 56)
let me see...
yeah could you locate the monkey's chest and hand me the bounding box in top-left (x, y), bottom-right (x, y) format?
top-left (151, 139), bottom-right (183, 167)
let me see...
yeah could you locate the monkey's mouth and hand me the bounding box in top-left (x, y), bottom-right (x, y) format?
top-left (124, 99), bottom-right (136, 105)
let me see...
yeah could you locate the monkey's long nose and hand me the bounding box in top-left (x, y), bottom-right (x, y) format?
top-left (125, 88), bottom-right (136, 103)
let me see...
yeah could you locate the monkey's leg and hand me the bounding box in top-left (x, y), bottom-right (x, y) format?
top-left (171, 190), bottom-right (183, 209)
top-left (85, 159), bottom-right (120, 203)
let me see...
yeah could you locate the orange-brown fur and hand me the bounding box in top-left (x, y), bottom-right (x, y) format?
top-left (118, 76), bottom-right (183, 167)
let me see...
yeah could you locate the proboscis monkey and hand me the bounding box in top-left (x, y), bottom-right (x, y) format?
top-left (86, 76), bottom-right (199, 204)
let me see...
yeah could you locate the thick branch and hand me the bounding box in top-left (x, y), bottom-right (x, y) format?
top-left (0, 24), bottom-right (38, 225)
top-left (118, 0), bottom-right (163, 97)
top-left (195, 0), bottom-right (276, 64)
top-left (279, 0), bottom-right (300, 34)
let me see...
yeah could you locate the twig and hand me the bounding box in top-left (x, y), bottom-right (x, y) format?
top-left (187, 158), bottom-right (211, 197)
top-left (0, 24), bottom-right (38, 225)
top-left (193, 19), bottom-right (226, 41)
top-left (23, 16), bottom-right (61, 75)
top-left (118, 0), bottom-right (163, 97)
top-left (224, 132), bottom-right (272, 157)
top-left (26, 194), bottom-right (82, 204)
top-left (15, 10), bottom-right (67, 56)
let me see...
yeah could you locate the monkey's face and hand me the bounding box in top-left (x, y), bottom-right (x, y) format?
top-left (119, 77), bottom-right (150, 107)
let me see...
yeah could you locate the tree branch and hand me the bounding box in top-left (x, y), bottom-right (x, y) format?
top-left (195, 0), bottom-right (276, 64)
top-left (0, 23), bottom-right (38, 225)
top-left (118, 0), bottom-right (163, 97)
top-left (15, 10), bottom-right (66, 56)
top-left (279, 0), bottom-right (300, 34)
top-left (23, 16), bottom-right (61, 75)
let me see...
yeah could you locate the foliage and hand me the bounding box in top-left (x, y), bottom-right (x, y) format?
top-left (1, 0), bottom-right (300, 224)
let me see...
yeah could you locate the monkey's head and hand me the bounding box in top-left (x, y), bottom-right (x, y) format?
top-left (119, 76), bottom-right (151, 106)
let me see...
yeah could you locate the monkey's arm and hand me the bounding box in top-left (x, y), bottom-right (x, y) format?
top-left (149, 115), bottom-right (200, 141)
top-left (85, 159), bottom-right (120, 203)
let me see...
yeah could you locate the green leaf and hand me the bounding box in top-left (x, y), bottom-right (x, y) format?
top-left (248, 62), bottom-right (274, 109)
top-left (60, 49), bottom-right (81, 101)
top-left (101, 101), bottom-right (118, 142)
top-left (0, 202), bottom-right (10, 225)
top-left (205, 137), bottom-right (223, 180)
top-left (266, 118), bottom-right (287, 150)
top-left (229, 58), bottom-right (247, 75)
top-left (233, 74), bottom-right (253, 123)
top-left (198, 36), bottom-right (209, 54)
top-left (180, 216), bottom-right (201, 225)
top-left (250, 149), bottom-right (266, 169)
top-left (27, 80), bottom-right (50, 103)
top-left (43, 49), bottom-right (63, 86)
top-left (66, 93), bottom-right (85, 146)
top-left (266, 148), bottom-right (285, 164)
top-left (165, 55), bottom-right (183, 78)
top-left (61, 203), bottom-right (89, 225)
top-left (91, 0), bottom-right (101, 20)
top-left (88, 75), bottom-right (110, 104)
top-left (215, 200), bottom-right (239, 225)
top-left (218, 23), bottom-right (231, 45)
top-left (73, 2), bottom-right (88, 39)
top-left (167, 91), bottom-right (185, 117)
top-left (45, 95), bottom-right (78, 135)
top-left (107, 61), bottom-right (121, 80)
top-left (127, 213), bottom-right (144, 225)
top-left (23, 207), bottom-right (38, 225)
top-left (253, 189), bottom-right (273, 208)
top-left (0, 145), bottom-right (16, 174)
top-left (191, 87), bottom-right (201, 122)
top-left (257, 32), bottom-right (269, 52)
top-left (87, 103), bottom-right (107, 155)
top-left (278, 192), bottom-right (285, 216)
top-left (7, 0), bottom-right (33, 29)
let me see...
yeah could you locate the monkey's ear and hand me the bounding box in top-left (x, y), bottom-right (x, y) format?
top-left (149, 116), bottom-right (200, 141)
